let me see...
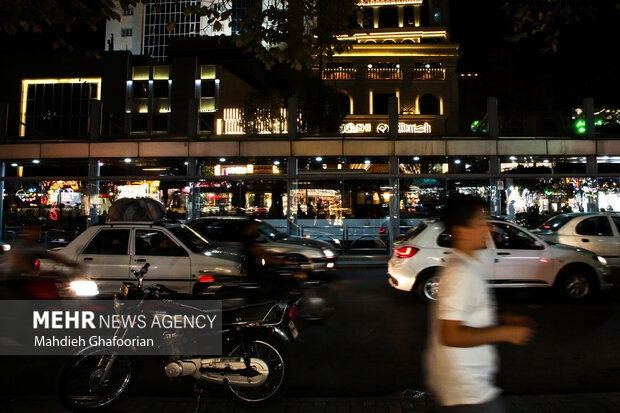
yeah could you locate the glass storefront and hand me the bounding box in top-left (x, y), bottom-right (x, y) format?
top-left (3, 156), bottom-right (620, 250)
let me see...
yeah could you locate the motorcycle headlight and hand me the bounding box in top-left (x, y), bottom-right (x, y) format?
top-left (596, 256), bottom-right (608, 265)
top-left (69, 280), bottom-right (99, 297)
top-left (323, 249), bottom-right (335, 258)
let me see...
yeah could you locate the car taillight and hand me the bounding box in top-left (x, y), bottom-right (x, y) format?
top-left (288, 307), bottom-right (299, 319)
top-left (379, 227), bottom-right (386, 234)
top-left (34, 259), bottom-right (40, 271)
top-left (198, 275), bottom-right (214, 283)
top-left (394, 246), bottom-right (419, 258)
top-left (542, 225), bottom-right (551, 229)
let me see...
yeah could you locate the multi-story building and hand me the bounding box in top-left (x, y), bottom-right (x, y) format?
top-left (2, 0), bottom-right (619, 253)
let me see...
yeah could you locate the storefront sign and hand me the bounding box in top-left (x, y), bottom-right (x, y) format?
top-left (340, 121), bottom-right (431, 134)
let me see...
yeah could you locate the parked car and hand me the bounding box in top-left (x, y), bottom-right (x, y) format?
top-left (188, 217), bottom-right (338, 273)
top-left (388, 219), bottom-right (613, 302)
top-left (37, 221), bottom-right (244, 295)
top-left (532, 212), bottom-right (620, 269)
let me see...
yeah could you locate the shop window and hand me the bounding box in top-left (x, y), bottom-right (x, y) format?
top-left (378, 7), bottom-right (399, 28)
top-left (490, 223), bottom-right (542, 250)
top-left (152, 114), bottom-right (168, 132)
top-left (337, 93), bottom-right (352, 115)
top-left (20, 79), bottom-right (101, 137)
top-left (132, 81), bottom-right (149, 98)
top-left (153, 80), bottom-right (169, 98)
top-left (373, 92), bottom-right (396, 115)
top-left (419, 94), bottom-right (439, 115)
top-left (82, 229), bottom-right (130, 255)
top-left (201, 80), bottom-right (216, 97)
top-left (576, 217), bottom-right (613, 236)
top-left (199, 113), bottom-right (215, 133)
top-left (362, 7), bottom-right (374, 27)
top-left (131, 114), bottom-right (149, 132)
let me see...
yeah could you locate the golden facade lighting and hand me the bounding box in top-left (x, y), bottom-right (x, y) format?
top-left (358, 0), bottom-right (423, 5)
top-left (337, 30), bottom-right (447, 43)
top-left (20, 78), bottom-right (102, 137)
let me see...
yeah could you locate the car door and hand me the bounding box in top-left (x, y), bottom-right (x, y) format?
top-left (490, 222), bottom-right (553, 286)
top-left (77, 228), bottom-right (131, 294)
top-left (605, 216), bottom-right (620, 268)
top-left (574, 216), bottom-right (617, 262)
top-left (131, 229), bottom-right (193, 293)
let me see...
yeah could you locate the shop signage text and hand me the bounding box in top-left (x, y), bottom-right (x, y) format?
top-left (340, 122), bottom-right (431, 134)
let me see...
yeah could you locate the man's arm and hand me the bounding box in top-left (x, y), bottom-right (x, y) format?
top-left (440, 319), bottom-right (533, 348)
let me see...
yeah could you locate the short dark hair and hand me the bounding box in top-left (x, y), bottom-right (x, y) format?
top-left (442, 194), bottom-right (488, 235)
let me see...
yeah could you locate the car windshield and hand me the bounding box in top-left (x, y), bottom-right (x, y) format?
top-left (167, 225), bottom-right (215, 253)
top-left (257, 221), bottom-right (284, 240)
top-left (538, 215), bottom-right (573, 231)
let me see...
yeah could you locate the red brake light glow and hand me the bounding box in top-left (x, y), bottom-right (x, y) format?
top-left (288, 307), bottom-right (299, 319)
top-left (198, 275), bottom-right (214, 283)
top-left (394, 246), bottom-right (419, 258)
top-left (34, 259), bottom-right (40, 271)
top-left (379, 227), bottom-right (386, 234)
top-left (542, 225), bottom-right (551, 229)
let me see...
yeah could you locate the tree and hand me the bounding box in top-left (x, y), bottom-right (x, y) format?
top-left (502, 1), bottom-right (620, 54)
top-left (240, 89), bottom-right (285, 135)
top-left (1, 0), bottom-right (358, 70)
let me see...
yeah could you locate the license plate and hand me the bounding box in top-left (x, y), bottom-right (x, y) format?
top-left (288, 320), bottom-right (299, 340)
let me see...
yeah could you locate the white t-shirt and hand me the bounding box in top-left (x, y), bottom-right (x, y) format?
top-left (423, 249), bottom-right (500, 406)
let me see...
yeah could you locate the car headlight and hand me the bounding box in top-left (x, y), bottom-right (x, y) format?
top-left (69, 280), bottom-right (99, 297)
top-left (1, 244), bottom-right (10, 252)
top-left (323, 249), bottom-right (335, 258)
top-left (596, 256), bottom-right (608, 265)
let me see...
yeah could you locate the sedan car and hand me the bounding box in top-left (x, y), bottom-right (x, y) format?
top-left (38, 220), bottom-right (243, 295)
top-left (532, 213), bottom-right (620, 269)
top-left (388, 219), bottom-right (612, 302)
top-left (188, 217), bottom-right (338, 273)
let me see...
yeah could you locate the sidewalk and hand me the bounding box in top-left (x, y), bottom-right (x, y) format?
top-left (5, 392), bottom-right (620, 413)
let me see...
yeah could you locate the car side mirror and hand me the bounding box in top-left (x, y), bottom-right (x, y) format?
top-left (534, 241), bottom-right (545, 250)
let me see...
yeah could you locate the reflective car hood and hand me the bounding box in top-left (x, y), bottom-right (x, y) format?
top-left (195, 248), bottom-right (243, 263)
top-left (548, 242), bottom-right (592, 257)
top-left (279, 236), bottom-right (332, 250)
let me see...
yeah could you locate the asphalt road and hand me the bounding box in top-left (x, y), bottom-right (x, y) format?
top-left (2, 268), bottom-right (620, 399)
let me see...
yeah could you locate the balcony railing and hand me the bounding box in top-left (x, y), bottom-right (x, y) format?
top-left (412, 68), bottom-right (446, 81)
top-left (367, 67), bottom-right (402, 80)
top-left (322, 67), bottom-right (357, 80)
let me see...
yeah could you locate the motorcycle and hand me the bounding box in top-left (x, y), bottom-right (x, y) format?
top-left (194, 260), bottom-right (337, 321)
top-left (56, 263), bottom-right (301, 412)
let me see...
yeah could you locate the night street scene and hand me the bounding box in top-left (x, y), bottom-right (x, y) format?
top-left (1, 1), bottom-right (620, 412)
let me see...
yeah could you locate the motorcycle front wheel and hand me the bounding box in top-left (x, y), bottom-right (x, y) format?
top-left (57, 351), bottom-right (135, 412)
top-left (227, 337), bottom-right (287, 404)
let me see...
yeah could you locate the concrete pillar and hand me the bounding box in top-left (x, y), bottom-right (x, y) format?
top-left (286, 156), bottom-right (298, 235)
top-left (388, 96), bottom-right (398, 140)
top-left (87, 158), bottom-right (100, 227)
top-left (287, 97), bottom-right (298, 140)
top-left (0, 102), bottom-right (7, 143)
top-left (487, 97), bottom-right (499, 139)
top-left (388, 156), bottom-right (400, 249)
top-left (89, 100), bottom-right (102, 141)
top-left (0, 161), bottom-right (5, 241)
top-left (187, 99), bottom-right (198, 141)
top-left (187, 157), bottom-right (199, 220)
top-left (584, 97), bottom-right (595, 139)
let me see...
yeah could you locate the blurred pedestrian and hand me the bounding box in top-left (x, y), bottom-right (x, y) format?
top-left (424, 194), bottom-right (535, 413)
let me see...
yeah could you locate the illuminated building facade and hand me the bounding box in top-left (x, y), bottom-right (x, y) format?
top-left (2, 1), bottom-right (620, 252)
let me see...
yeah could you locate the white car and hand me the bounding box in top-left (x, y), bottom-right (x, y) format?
top-left (38, 221), bottom-right (244, 295)
top-left (532, 213), bottom-right (620, 269)
top-left (388, 219), bottom-right (613, 302)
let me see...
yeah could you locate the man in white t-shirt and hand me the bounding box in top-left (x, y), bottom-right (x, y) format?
top-left (424, 195), bottom-right (535, 412)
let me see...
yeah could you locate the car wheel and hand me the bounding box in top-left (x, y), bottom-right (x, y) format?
top-left (559, 272), bottom-right (594, 300)
top-left (417, 271), bottom-right (440, 302)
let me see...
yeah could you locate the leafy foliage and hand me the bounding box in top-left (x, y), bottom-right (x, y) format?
top-left (1, 0), bottom-right (358, 70)
top-left (502, 1), bottom-right (620, 54)
top-left (240, 89), bottom-right (285, 135)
